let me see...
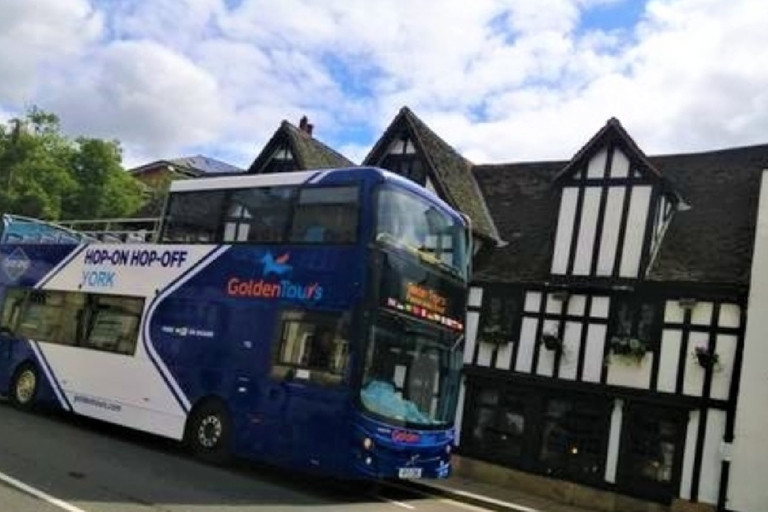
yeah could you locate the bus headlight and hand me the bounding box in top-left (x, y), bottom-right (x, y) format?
top-left (363, 437), bottom-right (374, 450)
top-left (445, 444), bottom-right (452, 454)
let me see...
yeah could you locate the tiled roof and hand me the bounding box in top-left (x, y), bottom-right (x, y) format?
top-left (646, 145), bottom-right (768, 285)
top-left (130, 155), bottom-right (243, 176)
top-left (473, 144), bottom-right (768, 287)
top-left (473, 160), bottom-right (564, 283)
top-left (247, 120), bottom-right (355, 173)
top-left (364, 107), bottom-right (500, 243)
top-left (168, 155), bottom-right (243, 174)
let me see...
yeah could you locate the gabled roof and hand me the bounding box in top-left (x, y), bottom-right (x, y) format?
top-left (473, 143), bottom-right (768, 287)
top-left (363, 107), bottom-right (500, 243)
top-left (129, 155), bottom-right (243, 176)
top-left (247, 120), bottom-right (355, 173)
top-left (555, 117), bottom-right (684, 203)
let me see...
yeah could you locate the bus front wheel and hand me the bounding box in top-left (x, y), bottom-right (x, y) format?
top-left (185, 400), bottom-right (232, 465)
top-left (10, 363), bottom-right (39, 411)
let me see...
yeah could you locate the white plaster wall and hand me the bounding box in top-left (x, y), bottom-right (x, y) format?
top-left (683, 330), bottom-right (709, 397)
top-left (525, 291), bottom-right (542, 313)
top-left (573, 187), bottom-right (601, 275)
top-left (691, 302), bottom-right (714, 326)
top-left (606, 353), bottom-right (653, 388)
top-left (454, 376), bottom-right (467, 446)
top-left (582, 323), bottom-right (607, 383)
top-left (495, 342), bottom-right (513, 370)
top-left (619, 185), bottom-right (652, 278)
top-left (610, 148), bottom-right (630, 178)
top-left (551, 187), bottom-right (578, 274)
top-left (597, 187), bottom-right (626, 276)
top-left (680, 410), bottom-right (699, 500)
top-left (604, 399), bottom-right (624, 483)
top-left (516, 317), bottom-right (537, 373)
top-left (587, 148), bottom-right (607, 178)
top-left (728, 170), bottom-right (768, 512)
top-left (568, 295), bottom-right (587, 316)
top-left (464, 309), bottom-right (480, 365)
top-left (658, 329), bottom-right (682, 393)
top-left (468, 287), bottom-right (483, 308)
top-left (536, 319), bottom-right (559, 377)
top-left (710, 334), bottom-right (737, 401)
top-left (699, 410), bottom-right (726, 505)
top-left (559, 321), bottom-right (582, 380)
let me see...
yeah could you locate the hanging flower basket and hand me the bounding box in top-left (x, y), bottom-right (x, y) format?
top-left (479, 326), bottom-right (508, 345)
top-left (694, 346), bottom-right (720, 371)
top-left (540, 332), bottom-right (562, 352)
top-left (608, 337), bottom-right (649, 365)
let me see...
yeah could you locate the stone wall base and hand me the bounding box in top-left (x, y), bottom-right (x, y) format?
top-left (452, 455), bottom-right (714, 512)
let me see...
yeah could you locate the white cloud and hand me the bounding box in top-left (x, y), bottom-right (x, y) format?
top-left (47, 40), bottom-right (228, 162)
top-left (1, 0), bottom-right (768, 169)
top-left (0, 0), bottom-right (102, 102)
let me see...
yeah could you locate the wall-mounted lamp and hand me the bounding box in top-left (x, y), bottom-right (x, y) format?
top-left (678, 298), bottom-right (697, 311)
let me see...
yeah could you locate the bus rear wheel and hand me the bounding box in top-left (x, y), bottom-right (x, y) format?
top-left (185, 400), bottom-right (232, 465)
top-left (10, 363), bottom-right (39, 411)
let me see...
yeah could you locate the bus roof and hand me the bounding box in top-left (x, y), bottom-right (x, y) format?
top-left (169, 166), bottom-right (466, 225)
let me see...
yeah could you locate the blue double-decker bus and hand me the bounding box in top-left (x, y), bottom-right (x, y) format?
top-left (0, 166), bottom-right (471, 480)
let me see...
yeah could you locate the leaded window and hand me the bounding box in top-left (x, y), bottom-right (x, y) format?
top-left (478, 289), bottom-right (521, 343)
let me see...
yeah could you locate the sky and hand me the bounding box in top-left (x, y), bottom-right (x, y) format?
top-left (2, 0), bottom-right (768, 170)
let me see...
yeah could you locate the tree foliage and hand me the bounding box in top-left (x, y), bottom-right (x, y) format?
top-left (0, 107), bottom-right (144, 220)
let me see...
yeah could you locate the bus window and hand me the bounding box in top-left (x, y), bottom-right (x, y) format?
top-left (222, 186), bottom-right (294, 243)
top-left (83, 295), bottom-right (144, 355)
top-left (289, 186), bottom-right (359, 244)
top-left (272, 310), bottom-right (349, 386)
top-left (162, 190), bottom-right (226, 243)
top-left (0, 288), bottom-right (27, 336)
top-left (375, 186), bottom-right (468, 279)
top-left (16, 291), bottom-right (67, 343)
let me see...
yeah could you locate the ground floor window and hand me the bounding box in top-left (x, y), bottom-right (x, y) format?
top-left (617, 403), bottom-right (688, 502)
top-left (461, 380), bottom-right (610, 483)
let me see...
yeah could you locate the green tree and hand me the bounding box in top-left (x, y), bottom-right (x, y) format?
top-left (0, 107), bottom-right (144, 220)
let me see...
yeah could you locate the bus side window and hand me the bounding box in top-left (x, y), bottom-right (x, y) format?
top-left (161, 190), bottom-right (226, 243)
top-left (222, 186), bottom-right (294, 243)
top-left (0, 288), bottom-right (27, 336)
top-left (289, 186), bottom-right (359, 244)
top-left (82, 295), bottom-right (144, 355)
top-left (271, 310), bottom-right (349, 386)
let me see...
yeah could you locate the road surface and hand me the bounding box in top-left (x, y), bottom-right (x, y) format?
top-left (0, 402), bottom-right (490, 512)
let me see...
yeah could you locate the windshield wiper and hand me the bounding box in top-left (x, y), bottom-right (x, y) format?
top-left (416, 249), bottom-right (463, 280)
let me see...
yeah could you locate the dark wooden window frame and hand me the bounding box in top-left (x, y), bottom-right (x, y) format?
top-left (477, 286), bottom-right (523, 345)
top-left (616, 401), bottom-right (689, 504)
top-left (461, 379), bottom-right (612, 484)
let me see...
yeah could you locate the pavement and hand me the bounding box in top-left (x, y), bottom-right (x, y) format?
top-left (405, 455), bottom-right (626, 512)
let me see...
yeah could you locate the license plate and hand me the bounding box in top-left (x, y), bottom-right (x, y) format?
top-left (398, 467), bottom-right (422, 479)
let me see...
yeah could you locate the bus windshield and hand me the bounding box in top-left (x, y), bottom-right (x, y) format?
top-left (375, 187), bottom-right (468, 279)
top-left (359, 313), bottom-right (463, 429)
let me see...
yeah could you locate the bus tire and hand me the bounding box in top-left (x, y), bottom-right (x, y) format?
top-left (185, 399), bottom-right (232, 465)
top-left (10, 363), bottom-right (39, 411)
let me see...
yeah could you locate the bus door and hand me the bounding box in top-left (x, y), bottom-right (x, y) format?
top-left (265, 311), bottom-right (352, 473)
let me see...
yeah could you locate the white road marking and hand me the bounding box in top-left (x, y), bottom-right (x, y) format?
top-left (438, 498), bottom-right (497, 512)
top-left (384, 481), bottom-right (542, 512)
top-left (0, 469), bottom-right (90, 512)
top-left (378, 495), bottom-right (416, 509)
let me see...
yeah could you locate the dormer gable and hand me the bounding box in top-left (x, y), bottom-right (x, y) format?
top-left (364, 107), bottom-right (500, 248)
top-left (550, 118), bottom-right (683, 282)
top-left (247, 117), bottom-right (354, 174)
